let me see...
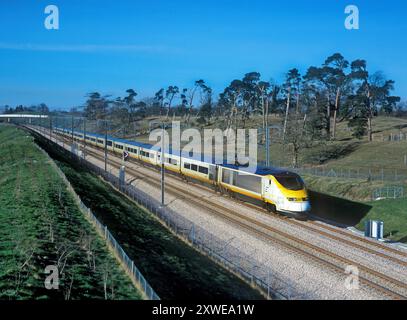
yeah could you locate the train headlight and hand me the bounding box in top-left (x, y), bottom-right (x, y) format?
top-left (287, 197), bottom-right (309, 202)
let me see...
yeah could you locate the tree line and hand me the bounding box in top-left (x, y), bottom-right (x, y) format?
top-left (2, 103), bottom-right (49, 114)
top-left (2, 53), bottom-right (404, 147)
top-left (79, 53), bottom-right (403, 142)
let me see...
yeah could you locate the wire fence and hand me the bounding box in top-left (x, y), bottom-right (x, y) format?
top-left (91, 162), bottom-right (309, 300)
top-left (291, 166), bottom-right (407, 182)
top-left (257, 159), bottom-right (407, 182)
top-left (372, 132), bottom-right (407, 142)
top-left (33, 126), bottom-right (312, 300)
top-left (36, 138), bottom-right (160, 300)
top-left (372, 186), bottom-right (405, 201)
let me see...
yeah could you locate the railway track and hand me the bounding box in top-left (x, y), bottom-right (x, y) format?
top-left (57, 129), bottom-right (407, 267)
top-left (71, 133), bottom-right (407, 265)
top-left (244, 202), bottom-right (407, 266)
top-left (34, 129), bottom-right (407, 299)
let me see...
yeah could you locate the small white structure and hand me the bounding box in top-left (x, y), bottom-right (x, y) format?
top-left (365, 220), bottom-right (384, 240)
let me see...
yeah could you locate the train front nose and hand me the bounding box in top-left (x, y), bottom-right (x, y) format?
top-left (284, 200), bottom-right (311, 213)
top-left (301, 201), bottom-right (311, 212)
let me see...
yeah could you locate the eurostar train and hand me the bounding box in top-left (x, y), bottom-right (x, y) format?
top-left (52, 126), bottom-right (311, 219)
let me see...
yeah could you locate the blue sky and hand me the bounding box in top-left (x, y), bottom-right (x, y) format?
top-left (0, 0), bottom-right (406, 109)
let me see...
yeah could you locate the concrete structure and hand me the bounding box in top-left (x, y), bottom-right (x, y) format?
top-left (0, 114), bottom-right (48, 118)
top-left (0, 114), bottom-right (48, 124)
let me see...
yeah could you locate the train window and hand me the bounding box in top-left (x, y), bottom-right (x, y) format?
top-left (107, 140), bottom-right (113, 146)
top-left (198, 166), bottom-right (208, 174)
top-left (150, 153), bottom-right (154, 158)
top-left (191, 164), bottom-right (198, 171)
top-left (165, 158), bottom-right (177, 165)
top-left (274, 175), bottom-right (304, 191)
top-left (98, 139), bottom-right (104, 144)
top-left (184, 163), bottom-right (190, 169)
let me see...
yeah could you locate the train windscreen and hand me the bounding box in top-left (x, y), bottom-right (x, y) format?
top-left (274, 175), bottom-right (304, 191)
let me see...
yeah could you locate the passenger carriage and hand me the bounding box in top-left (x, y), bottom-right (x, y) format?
top-left (51, 126), bottom-right (310, 219)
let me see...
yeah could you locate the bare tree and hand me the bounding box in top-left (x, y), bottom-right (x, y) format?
top-left (164, 86), bottom-right (179, 120)
top-left (283, 69), bottom-right (301, 141)
top-left (183, 80), bottom-right (207, 124)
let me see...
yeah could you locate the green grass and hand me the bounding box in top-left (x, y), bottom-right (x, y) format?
top-left (301, 116), bottom-right (407, 170)
top-left (36, 135), bottom-right (264, 300)
top-left (356, 198), bottom-right (407, 243)
top-left (302, 174), bottom-right (399, 202)
top-left (37, 132), bottom-right (263, 300)
top-left (0, 124), bottom-right (141, 299)
top-left (303, 175), bottom-right (407, 243)
top-left (320, 140), bottom-right (407, 170)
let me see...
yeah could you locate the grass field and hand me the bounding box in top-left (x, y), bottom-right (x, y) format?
top-left (355, 198), bottom-right (407, 243)
top-left (0, 125), bottom-right (141, 299)
top-left (305, 176), bottom-right (407, 243)
top-left (36, 135), bottom-right (264, 300)
top-left (302, 174), bottom-right (399, 202)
